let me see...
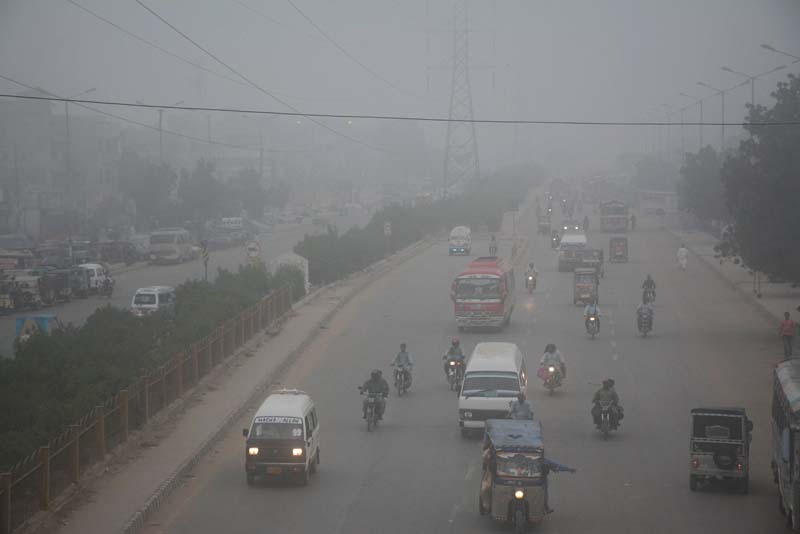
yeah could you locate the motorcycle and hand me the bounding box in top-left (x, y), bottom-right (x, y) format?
top-left (541, 365), bottom-right (562, 395)
top-left (596, 400), bottom-right (618, 440)
top-left (643, 287), bottom-right (655, 304)
top-left (100, 277), bottom-right (115, 298)
top-left (392, 364), bottom-right (411, 396)
top-left (586, 315), bottom-right (599, 339)
top-left (525, 273), bottom-right (537, 293)
top-left (637, 308), bottom-right (653, 337)
top-left (359, 388), bottom-right (384, 432)
top-left (445, 358), bottom-right (465, 392)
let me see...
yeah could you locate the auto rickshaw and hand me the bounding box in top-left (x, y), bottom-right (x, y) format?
top-left (580, 249), bottom-right (605, 278)
top-left (573, 267), bottom-right (598, 305)
top-left (15, 313), bottom-right (60, 345)
top-left (689, 407), bottom-right (752, 493)
top-left (537, 215), bottom-right (551, 235)
top-left (609, 236), bottom-right (628, 263)
top-left (479, 419), bottom-right (574, 533)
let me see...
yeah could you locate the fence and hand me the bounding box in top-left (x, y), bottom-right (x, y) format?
top-left (0, 286), bottom-right (293, 534)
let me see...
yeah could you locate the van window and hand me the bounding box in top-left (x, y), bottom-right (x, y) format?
top-left (251, 416), bottom-right (304, 439)
top-left (151, 234), bottom-right (177, 244)
top-left (305, 415), bottom-right (312, 436)
top-left (134, 293), bottom-right (156, 305)
top-left (310, 408), bottom-right (318, 429)
top-left (461, 373), bottom-right (520, 397)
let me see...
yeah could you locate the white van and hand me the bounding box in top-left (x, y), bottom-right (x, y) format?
top-left (130, 286), bottom-right (176, 317)
top-left (458, 342), bottom-right (527, 435)
top-left (149, 227), bottom-right (193, 264)
top-left (243, 389), bottom-right (320, 485)
top-left (449, 226), bottom-right (472, 255)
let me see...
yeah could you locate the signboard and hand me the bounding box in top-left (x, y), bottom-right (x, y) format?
top-left (246, 241), bottom-right (261, 258)
top-left (384, 221), bottom-right (392, 236)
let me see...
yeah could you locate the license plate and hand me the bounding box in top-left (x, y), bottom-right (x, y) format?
top-left (266, 466), bottom-right (282, 475)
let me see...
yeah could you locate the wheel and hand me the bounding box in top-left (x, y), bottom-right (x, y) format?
top-left (548, 386), bottom-right (554, 396)
top-left (246, 473), bottom-right (256, 485)
top-left (310, 451), bottom-right (318, 474)
top-left (366, 408), bottom-right (374, 432)
top-left (514, 508), bottom-right (526, 534)
top-left (689, 476), bottom-right (698, 492)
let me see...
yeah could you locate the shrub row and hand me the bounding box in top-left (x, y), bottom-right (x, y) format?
top-left (294, 175), bottom-right (531, 285)
top-left (0, 263), bottom-right (305, 470)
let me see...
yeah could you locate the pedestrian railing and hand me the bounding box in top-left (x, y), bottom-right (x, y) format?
top-left (0, 286), bottom-right (293, 534)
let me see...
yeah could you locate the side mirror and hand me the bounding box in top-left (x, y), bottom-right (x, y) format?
top-left (242, 428), bottom-right (249, 437)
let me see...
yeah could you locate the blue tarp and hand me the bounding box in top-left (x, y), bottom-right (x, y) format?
top-left (485, 419), bottom-right (543, 453)
top-left (15, 314), bottom-right (58, 337)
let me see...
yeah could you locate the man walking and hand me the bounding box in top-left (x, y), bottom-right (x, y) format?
top-left (780, 312), bottom-right (797, 358)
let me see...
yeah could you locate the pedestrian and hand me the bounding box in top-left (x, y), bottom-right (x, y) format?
top-left (630, 213), bottom-right (637, 231)
top-left (780, 312), bottom-right (797, 358)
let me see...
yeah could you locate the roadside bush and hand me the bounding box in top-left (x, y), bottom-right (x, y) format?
top-left (0, 263), bottom-right (304, 470)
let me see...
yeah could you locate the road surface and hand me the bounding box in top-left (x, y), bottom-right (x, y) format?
top-left (140, 209), bottom-right (786, 533)
top-left (0, 214), bottom-right (365, 358)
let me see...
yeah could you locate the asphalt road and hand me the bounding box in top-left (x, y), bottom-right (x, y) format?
top-left (0, 214), bottom-right (365, 358)
top-left (141, 208), bottom-right (787, 534)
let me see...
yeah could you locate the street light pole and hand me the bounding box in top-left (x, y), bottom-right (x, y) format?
top-left (679, 92), bottom-right (704, 149)
top-left (721, 64), bottom-right (786, 109)
top-left (760, 44), bottom-right (800, 64)
top-left (697, 82), bottom-right (727, 151)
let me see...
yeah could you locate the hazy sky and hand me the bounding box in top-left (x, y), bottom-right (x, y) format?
top-left (1, 0), bottom-right (798, 176)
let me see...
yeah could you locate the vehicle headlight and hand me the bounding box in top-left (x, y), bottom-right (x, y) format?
top-left (548, 366), bottom-right (555, 372)
top-left (248, 447), bottom-right (259, 456)
top-left (590, 317), bottom-right (596, 321)
top-left (514, 490), bottom-right (525, 499)
top-left (528, 276), bottom-right (533, 280)
top-left (292, 448), bottom-right (304, 456)
top-left (449, 361), bottom-right (456, 366)
top-left (463, 411), bottom-right (472, 419)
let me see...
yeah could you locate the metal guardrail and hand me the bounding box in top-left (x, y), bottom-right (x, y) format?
top-left (0, 286), bottom-right (293, 534)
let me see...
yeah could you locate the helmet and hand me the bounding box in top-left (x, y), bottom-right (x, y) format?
top-left (545, 343), bottom-right (556, 353)
top-left (603, 378), bottom-right (615, 388)
top-left (371, 370), bottom-right (382, 379)
top-left (451, 337), bottom-right (460, 346)
top-left (529, 262), bottom-right (534, 269)
top-left (400, 342), bottom-right (406, 351)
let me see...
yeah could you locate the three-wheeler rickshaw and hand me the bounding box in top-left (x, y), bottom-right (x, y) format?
top-left (609, 236), bottom-right (628, 263)
top-left (479, 419), bottom-right (574, 533)
top-left (573, 267), bottom-right (598, 305)
top-left (689, 407), bottom-right (752, 493)
top-left (580, 249), bottom-right (605, 278)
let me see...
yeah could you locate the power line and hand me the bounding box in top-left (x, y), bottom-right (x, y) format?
top-left (2, 92), bottom-right (798, 126)
top-left (284, 0), bottom-right (419, 98)
top-left (134, 0), bottom-right (393, 155)
top-left (0, 75), bottom-right (322, 153)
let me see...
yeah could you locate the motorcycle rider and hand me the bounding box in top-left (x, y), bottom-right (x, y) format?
top-left (629, 213), bottom-right (637, 231)
top-left (391, 342), bottom-right (414, 388)
top-left (525, 262), bottom-right (538, 288)
top-left (442, 338), bottom-right (465, 377)
top-left (677, 243), bottom-right (689, 270)
top-left (642, 274), bottom-right (656, 302)
top-left (584, 297), bottom-right (601, 330)
top-left (361, 370), bottom-right (389, 420)
top-left (591, 378), bottom-right (623, 427)
top-left (539, 343), bottom-right (566, 379)
top-left (489, 234), bottom-right (497, 255)
top-left (509, 392), bottom-right (534, 420)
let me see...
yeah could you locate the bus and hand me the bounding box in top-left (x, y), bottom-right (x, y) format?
top-left (773, 359), bottom-right (800, 530)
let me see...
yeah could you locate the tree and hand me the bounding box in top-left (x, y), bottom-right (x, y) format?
top-left (177, 160), bottom-right (226, 220)
top-left (720, 73), bottom-right (800, 281)
top-left (232, 167), bottom-right (267, 219)
top-left (677, 146), bottom-right (727, 222)
top-left (117, 150), bottom-right (176, 221)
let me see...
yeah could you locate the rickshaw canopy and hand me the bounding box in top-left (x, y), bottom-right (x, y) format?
top-left (485, 419), bottom-right (543, 454)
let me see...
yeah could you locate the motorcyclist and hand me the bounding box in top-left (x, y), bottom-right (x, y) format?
top-left (525, 262), bottom-right (538, 288)
top-left (550, 229), bottom-right (560, 247)
top-left (591, 378), bottom-right (623, 426)
top-left (489, 234), bottom-right (497, 255)
top-left (361, 370), bottom-right (389, 419)
top-left (391, 342), bottom-right (414, 387)
top-left (442, 338), bottom-right (465, 377)
top-left (629, 213), bottom-right (636, 231)
top-left (584, 298), bottom-right (601, 330)
top-left (642, 274), bottom-right (656, 302)
top-left (539, 343), bottom-right (566, 378)
top-left (509, 392), bottom-right (534, 420)
top-left (677, 244), bottom-right (689, 270)
top-left (637, 296), bottom-right (655, 328)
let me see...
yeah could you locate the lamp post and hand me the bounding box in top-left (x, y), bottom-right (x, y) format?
top-left (760, 44), bottom-right (800, 64)
top-left (679, 92), bottom-right (704, 149)
top-left (697, 81), bottom-right (728, 151)
top-left (721, 64), bottom-right (786, 109)
top-left (137, 99), bottom-right (184, 165)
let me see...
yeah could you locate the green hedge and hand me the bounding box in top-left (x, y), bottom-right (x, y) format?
top-left (294, 175), bottom-right (530, 285)
top-left (0, 263), bottom-right (304, 470)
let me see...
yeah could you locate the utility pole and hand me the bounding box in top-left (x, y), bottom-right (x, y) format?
top-left (443, 0), bottom-right (480, 198)
top-left (158, 108), bottom-right (164, 165)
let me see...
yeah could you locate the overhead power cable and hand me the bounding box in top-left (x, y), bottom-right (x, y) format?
top-left (0, 75), bottom-right (323, 153)
top-left (283, 0), bottom-right (420, 98)
top-left (2, 92), bottom-right (798, 126)
top-left (134, 0), bottom-right (394, 154)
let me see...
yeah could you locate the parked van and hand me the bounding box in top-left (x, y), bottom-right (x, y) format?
top-left (448, 226), bottom-right (472, 255)
top-left (458, 342), bottom-right (527, 435)
top-left (243, 389), bottom-right (320, 485)
top-left (149, 228), bottom-right (193, 264)
top-left (78, 263), bottom-right (111, 292)
top-left (130, 286), bottom-right (176, 317)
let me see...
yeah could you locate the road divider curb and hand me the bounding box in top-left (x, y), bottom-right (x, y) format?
top-left (119, 237), bottom-right (435, 534)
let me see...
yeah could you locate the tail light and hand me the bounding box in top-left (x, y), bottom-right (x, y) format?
top-left (736, 462), bottom-right (743, 471)
top-left (691, 457), bottom-right (699, 469)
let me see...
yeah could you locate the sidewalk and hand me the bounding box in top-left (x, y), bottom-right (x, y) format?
top-left (44, 239), bottom-right (433, 534)
top-left (669, 228), bottom-right (800, 325)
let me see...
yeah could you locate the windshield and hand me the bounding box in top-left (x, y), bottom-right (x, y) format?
top-left (250, 419), bottom-right (304, 440)
top-left (576, 274), bottom-right (595, 284)
top-left (462, 373), bottom-right (519, 397)
top-left (496, 453), bottom-right (542, 478)
top-left (133, 294), bottom-right (157, 305)
top-left (692, 415), bottom-right (743, 440)
top-left (456, 277), bottom-right (501, 299)
top-left (150, 234), bottom-right (177, 244)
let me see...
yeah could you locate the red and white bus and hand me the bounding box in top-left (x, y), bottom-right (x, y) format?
top-left (451, 257), bottom-right (516, 331)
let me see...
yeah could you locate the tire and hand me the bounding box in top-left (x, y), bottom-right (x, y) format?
top-left (548, 386), bottom-right (554, 396)
top-left (601, 418), bottom-right (610, 440)
top-left (310, 451), bottom-right (318, 474)
top-left (366, 407), bottom-right (374, 432)
top-left (246, 473), bottom-right (256, 485)
top-left (690, 476), bottom-right (698, 492)
top-left (514, 508), bottom-right (526, 534)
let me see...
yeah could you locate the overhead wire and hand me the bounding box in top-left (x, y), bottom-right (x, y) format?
top-left (0, 74), bottom-right (323, 153)
top-left (1, 92), bottom-right (798, 126)
top-left (134, 0), bottom-right (394, 155)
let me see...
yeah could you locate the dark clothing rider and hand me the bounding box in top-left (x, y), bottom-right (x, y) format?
top-left (443, 338), bottom-right (465, 376)
top-left (361, 370), bottom-right (389, 420)
top-left (591, 378), bottom-right (623, 426)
